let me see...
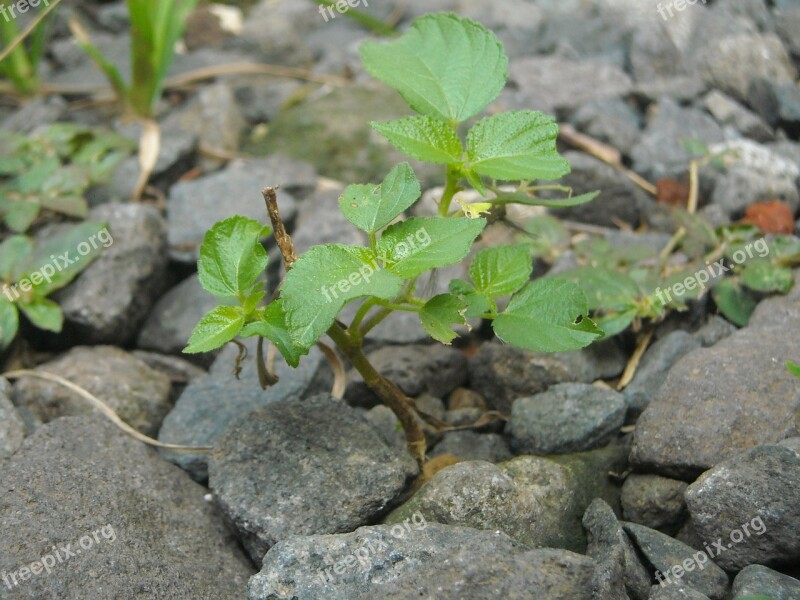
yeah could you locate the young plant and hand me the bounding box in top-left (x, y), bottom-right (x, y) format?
top-left (0, 221), bottom-right (109, 349)
top-left (184, 13), bottom-right (604, 464)
top-left (547, 211), bottom-right (799, 334)
top-left (0, 0), bottom-right (56, 95)
top-left (0, 123), bottom-right (133, 232)
top-left (69, 0), bottom-right (199, 119)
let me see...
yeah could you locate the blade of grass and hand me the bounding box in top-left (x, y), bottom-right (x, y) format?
top-left (68, 16), bottom-right (129, 104)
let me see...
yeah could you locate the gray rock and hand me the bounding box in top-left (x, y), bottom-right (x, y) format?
top-left (137, 274), bottom-right (220, 366)
top-left (571, 98), bottom-right (643, 157)
top-left (209, 394), bottom-right (417, 564)
top-left (249, 524), bottom-right (595, 600)
top-left (584, 499), bottom-right (651, 600)
top-left (508, 383), bottom-right (626, 455)
top-left (532, 9), bottom-right (631, 67)
top-left (55, 203), bottom-right (168, 345)
top-left (12, 346), bottom-right (171, 437)
top-left (259, 83), bottom-right (439, 187)
top-left (234, 0), bottom-right (316, 65)
top-left (685, 444), bottom-right (800, 571)
top-left (731, 564), bottom-right (800, 600)
top-left (551, 151), bottom-right (654, 228)
top-left (130, 350), bottom-right (207, 400)
top-left (778, 436), bottom-right (800, 456)
top-left (89, 125), bottom-right (197, 203)
top-left (702, 90), bottom-right (774, 142)
top-left (648, 583), bottom-right (711, 599)
top-left (621, 475), bottom-right (688, 533)
top-left (167, 157), bottom-right (300, 263)
top-left (632, 98), bottom-right (725, 180)
top-left (161, 81), bottom-right (245, 162)
top-left (290, 186), bottom-right (366, 257)
top-left (631, 77), bottom-right (708, 104)
top-left (693, 316), bottom-right (738, 347)
top-left (0, 417), bottom-right (253, 599)
top-left (1, 96), bottom-right (67, 134)
top-left (234, 79), bottom-right (304, 124)
top-left (630, 292), bottom-right (800, 478)
top-left (777, 83), bottom-right (800, 129)
top-left (345, 344), bottom-right (466, 408)
top-left (0, 378), bottom-right (25, 460)
top-left (711, 164), bottom-right (799, 217)
top-left (775, 6), bottom-right (800, 59)
top-left (623, 522), bottom-right (729, 600)
top-left (363, 405), bottom-right (406, 452)
top-left (468, 340), bottom-right (626, 415)
top-left (623, 332), bottom-right (701, 418)
top-left (158, 338), bottom-right (322, 481)
top-left (629, 21), bottom-right (685, 82)
top-left (698, 33), bottom-right (796, 102)
top-left (387, 445), bottom-right (628, 553)
top-left (506, 55), bottom-right (633, 117)
top-left (429, 431), bottom-right (513, 463)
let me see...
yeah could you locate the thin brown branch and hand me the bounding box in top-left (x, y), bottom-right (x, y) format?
top-left (263, 186), bottom-right (297, 270)
top-left (316, 341), bottom-right (346, 399)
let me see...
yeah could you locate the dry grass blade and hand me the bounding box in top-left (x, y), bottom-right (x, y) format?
top-left (3, 369), bottom-right (212, 453)
top-left (0, 0), bottom-right (61, 64)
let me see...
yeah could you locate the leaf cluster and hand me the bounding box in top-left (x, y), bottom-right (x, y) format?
top-left (0, 123), bottom-right (133, 232)
top-left (0, 221), bottom-right (109, 349)
top-left (185, 13), bottom-right (605, 364)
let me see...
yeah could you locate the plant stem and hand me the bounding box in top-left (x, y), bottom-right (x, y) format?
top-left (326, 325), bottom-right (426, 466)
top-left (263, 187), bottom-right (426, 468)
top-left (438, 165), bottom-right (461, 216)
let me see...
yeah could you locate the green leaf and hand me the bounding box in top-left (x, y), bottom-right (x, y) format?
top-left (552, 267), bottom-right (641, 312)
top-left (518, 215), bottom-right (570, 257)
top-left (371, 117), bottom-right (463, 164)
top-left (469, 244), bottom-right (532, 298)
top-left (0, 297), bottom-right (19, 350)
top-left (740, 260), bottom-right (794, 293)
top-left (595, 309), bottom-right (637, 337)
top-left (240, 300), bottom-right (307, 368)
top-left (495, 190), bottom-right (599, 208)
top-left (712, 279), bottom-right (756, 327)
top-left (18, 298), bottom-right (63, 333)
top-left (281, 244), bottom-right (405, 348)
top-left (466, 111), bottom-right (571, 181)
top-left (360, 13), bottom-right (508, 123)
top-left (448, 278), bottom-right (492, 317)
top-left (184, 306), bottom-right (245, 354)
top-left (419, 293), bottom-right (468, 344)
top-left (493, 278), bottom-right (604, 352)
top-left (378, 216), bottom-right (486, 278)
top-left (16, 221), bottom-right (109, 296)
top-left (0, 235), bottom-right (34, 281)
top-left (338, 163), bottom-right (421, 233)
top-left (2, 199), bottom-right (40, 233)
top-left (198, 216), bottom-right (271, 298)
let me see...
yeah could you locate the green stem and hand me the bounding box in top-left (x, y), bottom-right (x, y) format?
top-left (309, 0), bottom-right (396, 36)
top-left (375, 300), bottom-right (421, 313)
top-left (438, 165), bottom-right (461, 217)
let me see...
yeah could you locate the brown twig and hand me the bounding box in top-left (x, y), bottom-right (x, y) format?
top-left (262, 186), bottom-right (297, 270)
top-left (616, 328), bottom-right (654, 390)
top-left (316, 341), bottom-right (346, 399)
